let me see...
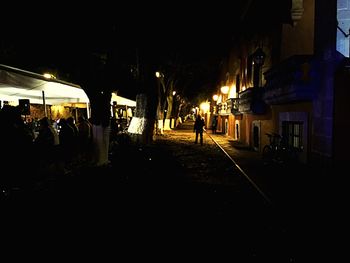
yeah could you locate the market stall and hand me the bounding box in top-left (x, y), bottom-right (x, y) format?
top-left (110, 92), bottom-right (136, 127)
top-left (0, 64), bottom-right (90, 120)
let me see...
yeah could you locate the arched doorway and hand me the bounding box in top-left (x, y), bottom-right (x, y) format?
top-left (235, 120), bottom-right (240, 140)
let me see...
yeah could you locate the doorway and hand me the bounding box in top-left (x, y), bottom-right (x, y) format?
top-left (235, 120), bottom-right (240, 140)
top-left (252, 120), bottom-right (261, 151)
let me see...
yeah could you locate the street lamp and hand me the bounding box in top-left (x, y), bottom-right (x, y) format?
top-left (43, 73), bottom-right (56, 79)
top-left (220, 86), bottom-right (229, 113)
top-left (220, 86), bottom-right (229, 94)
top-left (200, 101), bottom-right (210, 114)
top-left (252, 47), bottom-right (266, 87)
top-left (252, 47), bottom-right (266, 66)
top-left (156, 71), bottom-right (165, 79)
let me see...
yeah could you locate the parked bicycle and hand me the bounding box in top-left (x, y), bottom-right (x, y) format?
top-left (262, 132), bottom-right (298, 165)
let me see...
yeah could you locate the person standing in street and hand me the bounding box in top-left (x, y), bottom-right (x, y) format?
top-left (193, 114), bottom-right (205, 145)
top-left (211, 115), bottom-right (218, 134)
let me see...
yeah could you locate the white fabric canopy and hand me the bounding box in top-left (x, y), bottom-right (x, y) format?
top-left (111, 92), bottom-right (136, 107)
top-left (0, 64), bottom-right (89, 105)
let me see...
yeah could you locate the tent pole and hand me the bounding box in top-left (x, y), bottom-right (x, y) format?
top-left (86, 102), bottom-right (90, 119)
top-left (126, 105), bottom-right (128, 126)
top-left (42, 90), bottom-right (47, 117)
top-left (75, 106), bottom-right (79, 122)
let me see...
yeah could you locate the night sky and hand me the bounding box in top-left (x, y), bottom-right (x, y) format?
top-left (1, 1), bottom-right (288, 101)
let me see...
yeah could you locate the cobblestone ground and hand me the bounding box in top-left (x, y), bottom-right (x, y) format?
top-left (3, 120), bottom-right (300, 261)
top-left (109, 121), bottom-right (298, 261)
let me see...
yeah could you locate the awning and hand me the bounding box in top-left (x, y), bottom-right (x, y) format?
top-left (0, 64), bottom-right (89, 105)
top-left (111, 92), bottom-right (136, 107)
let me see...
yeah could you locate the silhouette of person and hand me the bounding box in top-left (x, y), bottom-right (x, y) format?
top-left (0, 105), bottom-right (35, 188)
top-left (77, 116), bottom-right (92, 146)
top-left (77, 116), bottom-right (93, 162)
top-left (193, 114), bottom-right (205, 145)
top-left (34, 117), bottom-right (59, 148)
top-left (58, 118), bottom-right (76, 169)
top-left (211, 116), bottom-right (218, 134)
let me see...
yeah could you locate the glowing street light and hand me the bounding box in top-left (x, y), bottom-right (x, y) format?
top-left (213, 94), bottom-right (218, 102)
top-left (200, 101), bottom-right (210, 113)
top-left (43, 73), bottom-right (56, 79)
top-left (221, 86), bottom-right (229, 94)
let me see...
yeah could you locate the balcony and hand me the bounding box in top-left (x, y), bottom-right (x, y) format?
top-left (226, 98), bottom-right (240, 115)
top-left (238, 87), bottom-right (266, 114)
top-left (263, 55), bottom-right (315, 105)
top-left (217, 102), bottom-right (229, 115)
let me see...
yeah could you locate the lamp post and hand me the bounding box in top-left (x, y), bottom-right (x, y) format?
top-left (252, 47), bottom-right (266, 87)
top-left (220, 86), bottom-right (229, 112)
top-left (212, 94), bottom-right (218, 114)
top-left (155, 71), bottom-right (164, 133)
top-left (171, 91), bottom-right (177, 128)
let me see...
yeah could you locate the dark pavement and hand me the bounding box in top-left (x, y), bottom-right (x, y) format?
top-left (2, 119), bottom-right (317, 260)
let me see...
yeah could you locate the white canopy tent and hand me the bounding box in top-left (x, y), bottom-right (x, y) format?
top-left (0, 64), bottom-right (137, 121)
top-left (110, 92), bottom-right (136, 123)
top-left (111, 92), bottom-right (136, 107)
top-left (0, 64), bottom-right (89, 106)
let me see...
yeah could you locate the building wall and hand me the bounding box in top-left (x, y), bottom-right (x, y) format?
top-left (230, 102), bottom-right (311, 158)
top-left (236, 112), bottom-right (272, 151)
top-left (312, 0), bottom-right (340, 166)
top-left (280, 0), bottom-right (315, 60)
top-left (336, 0), bottom-right (350, 57)
top-left (271, 102), bottom-right (313, 163)
top-left (216, 0), bottom-right (342, 166)
top-left (274, 0), bottom-right (339, 165)
top-left (334, 63), bottom-right (350, 167)
top-left (228, 115), bottom-right (235, 138)
top-left (332, 0), bottom-right (350, 168)
top-left (260, 119), bottom-right (274, 151)
top-left (218, 115), bottom-right (229, 135)
top-left (216, 115), bottom-right (222, 133)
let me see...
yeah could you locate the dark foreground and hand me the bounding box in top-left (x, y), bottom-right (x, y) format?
top-left (3, 123), bottom-right (331, 260)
